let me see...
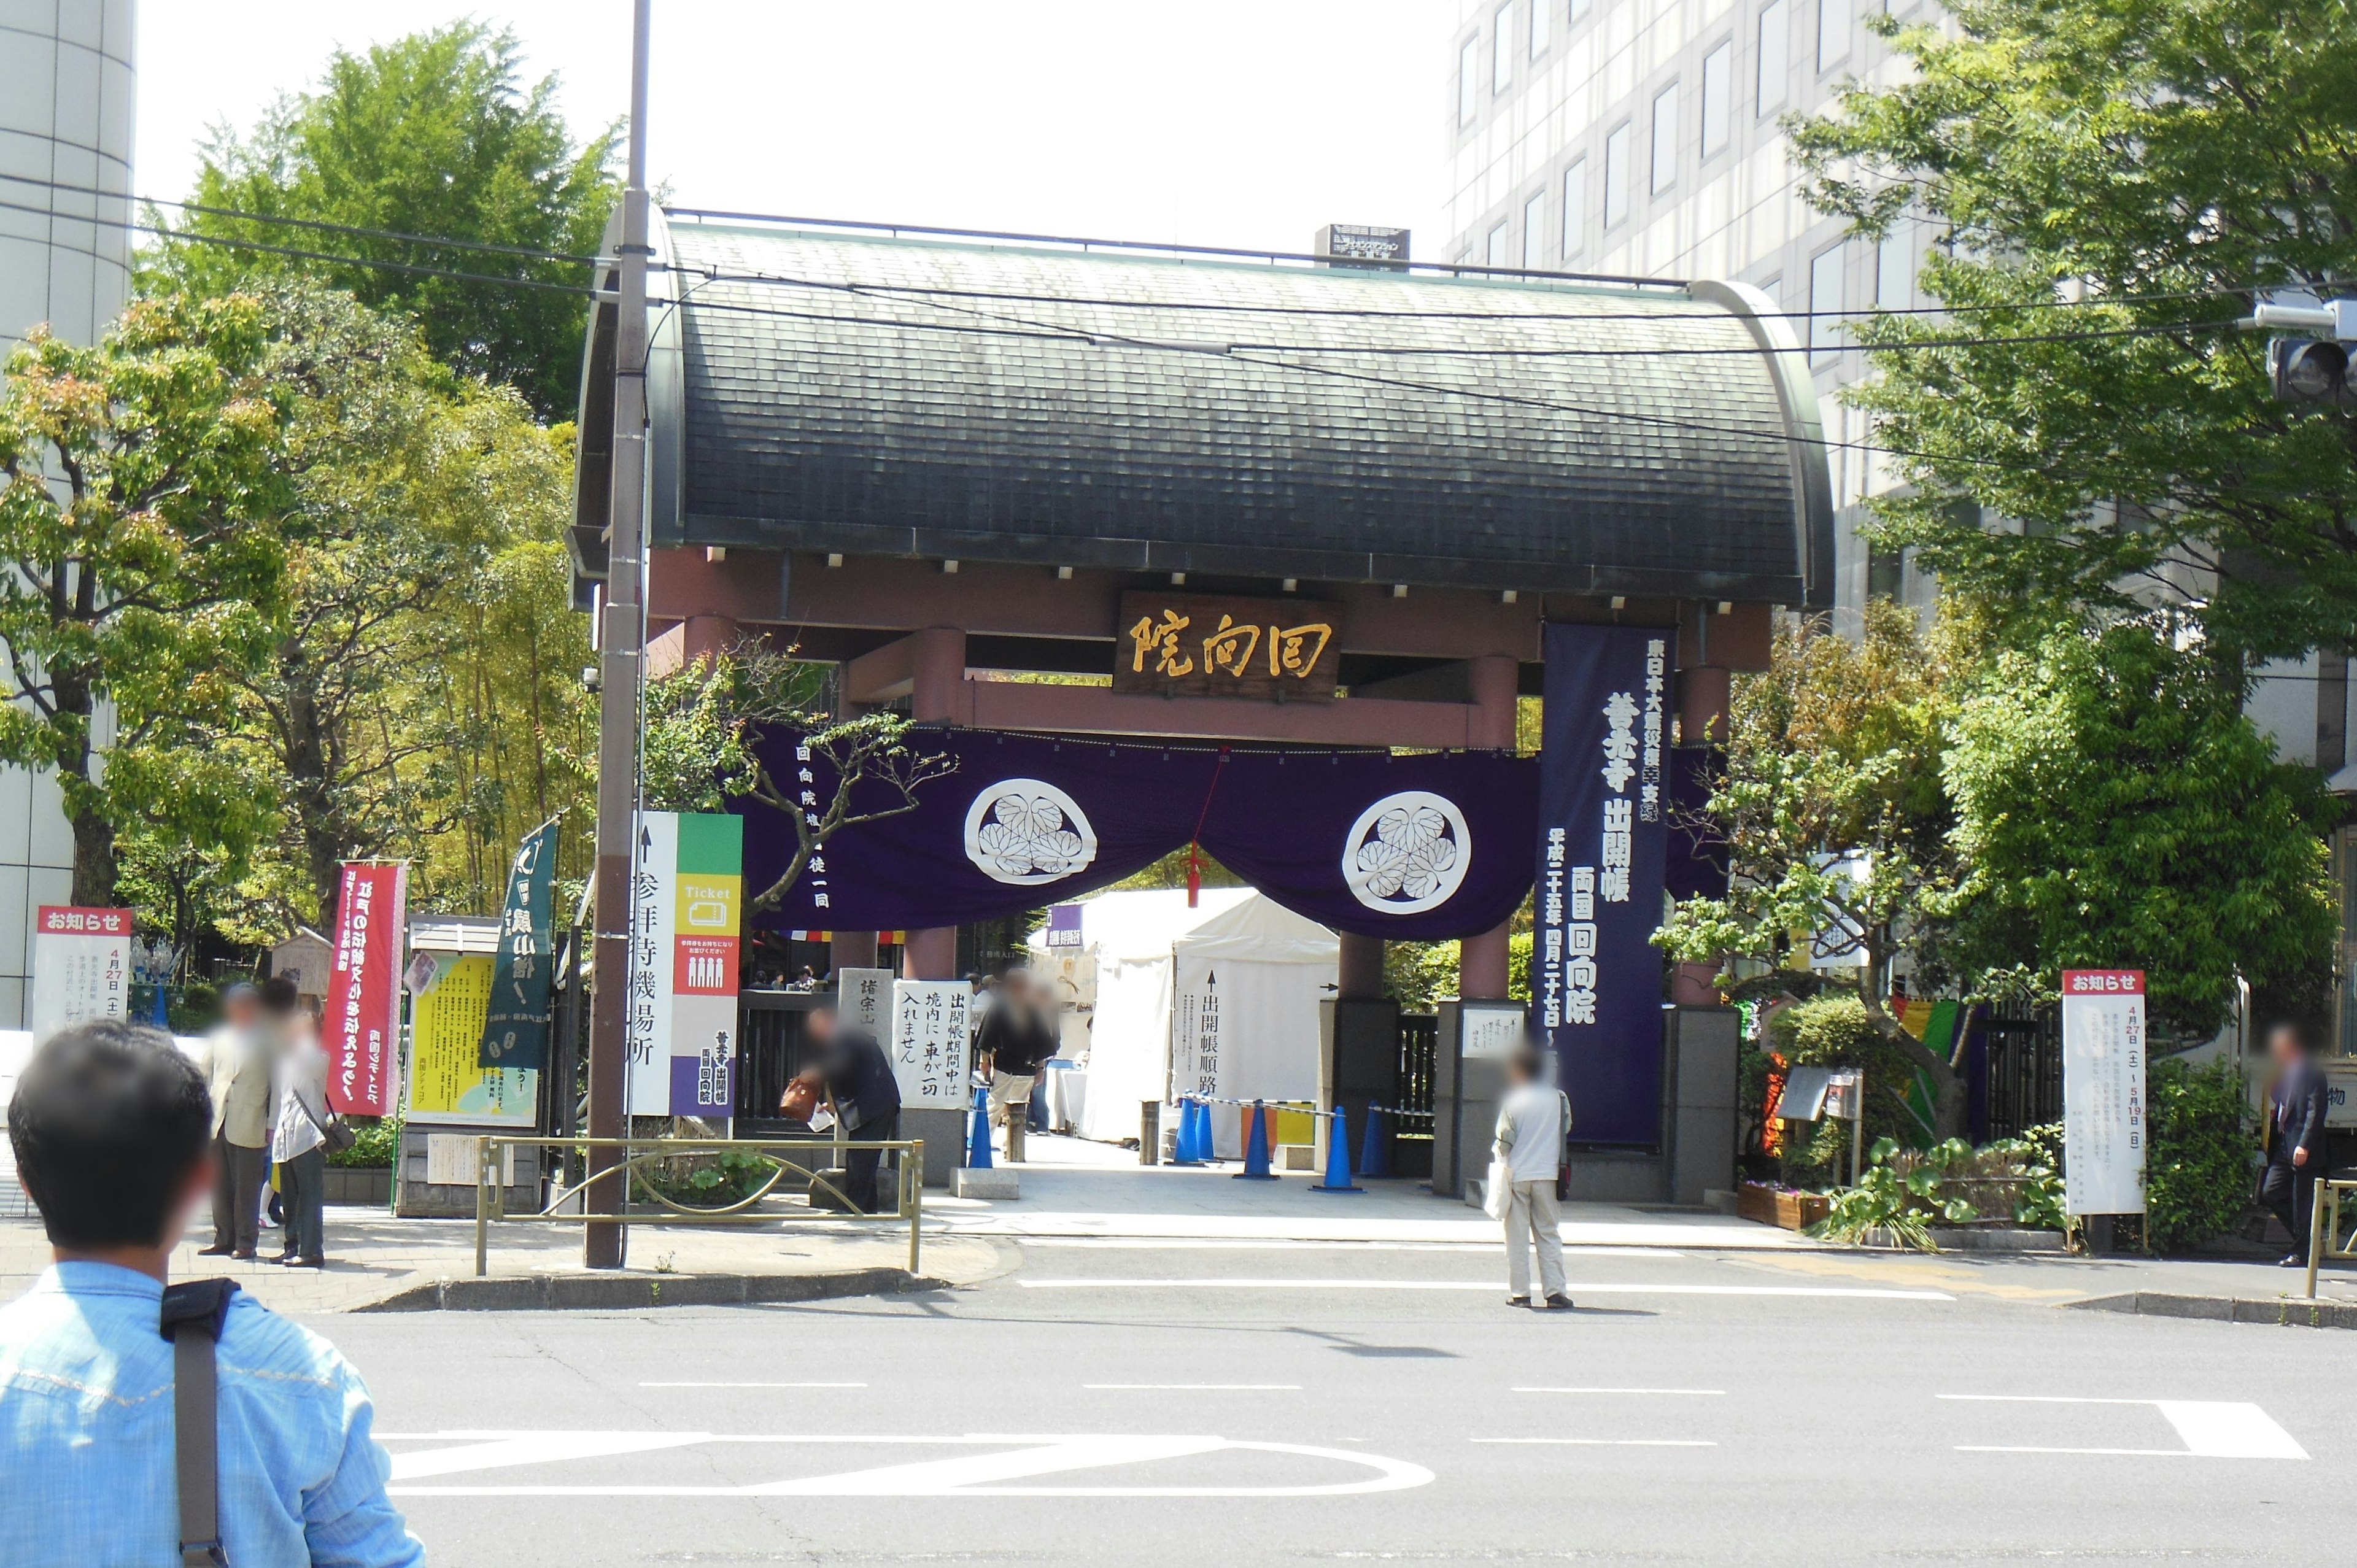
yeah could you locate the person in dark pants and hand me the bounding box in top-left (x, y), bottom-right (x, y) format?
top-left (785, 1006), bottom-right (903, 1213)
top-left (269, 989), bottom-right (333, 1268)
top-left (2259, 1020), bottom-right (2331, 1267)
top-left (196, 983), bottom-right (271, 1259)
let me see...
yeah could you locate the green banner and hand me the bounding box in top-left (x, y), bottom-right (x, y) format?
top-left (478, 817), bottom-right (559, 1070)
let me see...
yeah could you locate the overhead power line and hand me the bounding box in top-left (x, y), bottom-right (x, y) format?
top-left (0, 191), bottom-right (2274, 480)
top-left (2, 170), bottom-right (2293, 326)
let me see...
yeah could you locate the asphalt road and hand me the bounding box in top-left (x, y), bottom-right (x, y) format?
top-left (319, 1238), bottom-right (2357, 1567)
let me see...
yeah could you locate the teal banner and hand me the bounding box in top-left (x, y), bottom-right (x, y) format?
top-left (478, 817), bottom-right (560, 1070)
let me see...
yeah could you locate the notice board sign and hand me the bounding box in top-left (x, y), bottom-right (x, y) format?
top-left (326, 865), bottom-right (405, 1114)
top-left (1459, 1000), bottom-right (1527, 1062)
top-left (1114, 590), bottom-right (1341, 701)
top-left (29, 906), bottom-right (133, 1043)
top-left (890, 979), bottom-right (972, 1106)
top-left (405, 950), bottom-right (538, 1128)
top-left (2062, 968), bottom-right (2146, 1215)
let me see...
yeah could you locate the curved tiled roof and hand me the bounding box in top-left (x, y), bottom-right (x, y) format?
top-left (580, 215), bottom-right (1832, 604)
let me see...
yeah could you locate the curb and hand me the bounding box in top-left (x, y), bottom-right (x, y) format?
top-left (2063, 1291), bottom-right (2357, 1330)
top-left (355, 1266), bottom-right (951, 1313)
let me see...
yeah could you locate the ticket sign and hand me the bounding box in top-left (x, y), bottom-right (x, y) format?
top-left (2061, 968), bottom-right (2147, 1216)
top-left (626, 811), bottom-right (745, 1118)
top-left (29, 906), bottom-right (134, 1043)
top-left (889, 979), bottom-right (972, 1106)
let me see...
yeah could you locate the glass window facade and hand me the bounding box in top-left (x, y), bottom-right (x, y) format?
top-left (1562, 156), bottom-right (1588, 258)
top-left (1651, 83), bottom-right (1680, 194)
top-left (1809, 242), bottom-right (1846, 361)
top-left (1495, 3), bottom-right (1515, 95)
top-left (1603, 122), bottom-right (1631, 227)
top-left (1701, 41), bottom-right (1733, 157)
top-left (1757, 0), bottom-right (1788, 115)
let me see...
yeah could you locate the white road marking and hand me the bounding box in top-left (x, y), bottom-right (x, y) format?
top-left (1514, 1387), bottom-right (1724, 1396)
top-left (1471, 1438), bottom-right (1717, 1447)
top-left (383, 1431), bottom-right (1433, 1498)
top-left (639, 1381), bottom-right (866, 1389)
top-left (1018, 1278), bottom-right (1953, 1300)
top-left (1084, 1383), bottom-right (1302, 1391)
top-left (1938, 1396), bottom-right (2309, 1460)
top-left (1020, 1238), bottom-right (1676, 1257)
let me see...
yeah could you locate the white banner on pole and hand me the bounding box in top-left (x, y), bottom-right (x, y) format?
top-left (889, 979), bottom-right (971, 1108)
top-left (2062, 968), bottom-right (2147, 1216)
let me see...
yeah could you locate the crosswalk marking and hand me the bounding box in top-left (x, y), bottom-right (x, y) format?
top-left (1019, 1278), bottom-right (1953, 1300)
top-left (1939, 1396), bottom-right (2309, 1460)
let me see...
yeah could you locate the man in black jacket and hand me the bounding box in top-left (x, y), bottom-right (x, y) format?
top-left (788, 1007), bottom-right (903, 1213)
top-left (2260, 1021), bottom-right (2331, 1267)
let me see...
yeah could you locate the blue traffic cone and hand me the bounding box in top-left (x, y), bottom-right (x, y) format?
top-left (1233, 1100), bottom-right (1277, 1180)
top-left (1359, 1105), bottom-right (1391, 1180)
top-left (1171, 1098), bottom-right (1208, 1166)
top-left (967, 1086), bottom-right (993, 1169)
top-left (1312, 1106), bottom-right (1363, 1193)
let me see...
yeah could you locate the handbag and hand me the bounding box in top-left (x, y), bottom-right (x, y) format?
top-left (1483, 1156), bottom-right (1513, 1221)
top-left (297, 1092), bottom-right (357, 1155)
top-left (780, 1077), bottom-right (820, 1122)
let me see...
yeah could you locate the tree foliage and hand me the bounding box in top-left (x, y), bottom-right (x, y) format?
top-left (1943, 620), bottom-right (2337, 1038)
top-left (153, 21), bottom-right (619, 420)
top-left (1657, 601), bottom-right (1972, 1126)
top-left (1791, 0), bottom-right (2357, 671)
top-left (0, 295), bottom-right (293, 906)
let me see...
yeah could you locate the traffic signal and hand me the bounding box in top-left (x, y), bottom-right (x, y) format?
top-left (2270, 337), bottom-right (2355, 406)
top-left (2253, 299), bottom-right (2357, 407)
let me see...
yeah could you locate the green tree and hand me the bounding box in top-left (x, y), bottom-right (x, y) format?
top-left (0, 295), bottom-right (293, 905)
top-left (1943, 620), bottom-right (2338, 1037)
top-left (156, 21), bottom-right (619, 419)
top-left (1657, 600), bottom-right (1972, 1132)
top-left (1791, 0), bottom-right (2357, 674)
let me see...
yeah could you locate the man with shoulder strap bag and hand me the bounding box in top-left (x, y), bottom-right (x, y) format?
top-left (0, 1019), bottom-right (424, 1566)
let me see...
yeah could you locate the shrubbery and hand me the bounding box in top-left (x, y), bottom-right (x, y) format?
top-left (1816, 1134), bottom-right (2065, 1250)
top-left (2142, 1058), bottom-right (2253, 1254)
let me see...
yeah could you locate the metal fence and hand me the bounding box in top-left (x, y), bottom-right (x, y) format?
top-left (469, 1134), bottom-right (925, 1278)
top-left (1981, 1000), bottom-right (2062, 1140)
top-left (1396, 1013), bottom-right (1438, 1118)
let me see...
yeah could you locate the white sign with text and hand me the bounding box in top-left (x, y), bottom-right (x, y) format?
top-left (889, 979), bottom-right (972, 1107)
top-left (2062, 968), bottom-right (2147, 1216)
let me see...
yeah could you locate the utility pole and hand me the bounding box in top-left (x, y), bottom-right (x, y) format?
top-left (586, 0), bottom-right (652, 1270)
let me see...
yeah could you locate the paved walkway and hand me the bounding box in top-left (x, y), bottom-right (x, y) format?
top-left (4, 1129), bottom-right (2347, 1315)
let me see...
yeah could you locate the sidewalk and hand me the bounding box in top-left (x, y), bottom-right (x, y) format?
top-left (0, 1208), bottom-right (1007, 1316)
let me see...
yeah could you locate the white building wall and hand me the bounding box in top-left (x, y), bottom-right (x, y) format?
top-left (0, 0), bottom-right (136, 1027)
top-left (1442, 0), bottom-right (1938, 631)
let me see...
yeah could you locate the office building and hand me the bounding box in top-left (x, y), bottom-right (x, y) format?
top-left (0, 0), bottom-right (137, 1027)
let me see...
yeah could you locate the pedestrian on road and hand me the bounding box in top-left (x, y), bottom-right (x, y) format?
top-left (271, 988), bottom-right (335, 1270)
top-left (977, 968), bottom-right (1055, 1146)
top-left (2260, 1019), bottom-right (2330, 1267)
top-left (198, 981), bottom-right (273, 1261)
top-left (0, 1018), bottom-right (424, 1566)
top-left (788, 1006), bottom-right (903, 1213)
top-left (1494, 1043), bottom-right (1573, 1310)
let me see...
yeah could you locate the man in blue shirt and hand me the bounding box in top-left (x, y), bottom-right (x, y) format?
top-left (1, 1018), bottom-right (424, 1566)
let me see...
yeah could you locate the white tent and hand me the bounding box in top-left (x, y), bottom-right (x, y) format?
top-left (1035, 889), bottom-right (1339, 1156)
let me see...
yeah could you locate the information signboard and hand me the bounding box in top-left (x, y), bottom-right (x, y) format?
top-left (29, 905), bottom-right (133, 1043)
top-left (838, 967), bottom-right (892, 1041)
top-left (889, 979), bottom-right (972, 1108)
top-left (2062, 968), bottom-right (2147, 1216)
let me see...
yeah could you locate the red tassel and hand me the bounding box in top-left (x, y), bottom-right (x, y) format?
top-left (1186, 843), bottom-right (1201, 907)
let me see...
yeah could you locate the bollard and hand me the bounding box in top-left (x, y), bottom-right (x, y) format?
top-left (1359, 1105), bottom-right (1391, 1180)
top-left (2307, 1178), bottom-right (2326, 1302)
top-left (967, 1086), bottom-right (994, 1170)
top-left (1006, 1103), bottom-right (1026, 1164)
top-left (1139, 1100), bottom-right (1161, 1165)
top-left (1233, 1100), bottom-right (1277, 1180)
top-left (1311, 1106), bottom-right (1364, 1193)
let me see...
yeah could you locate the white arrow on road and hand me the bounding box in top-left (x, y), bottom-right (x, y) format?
top-left (384, 1431), bottom-right (1434, 1497)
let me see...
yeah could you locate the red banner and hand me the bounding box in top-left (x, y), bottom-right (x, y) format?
top-left (327, 862), bottom-right (406, 1114)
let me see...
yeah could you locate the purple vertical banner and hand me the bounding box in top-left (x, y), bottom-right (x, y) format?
top-left (1535, 623), bottom-right (1673, 1146)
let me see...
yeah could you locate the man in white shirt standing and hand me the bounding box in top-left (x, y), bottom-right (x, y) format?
top-left (198, 983), bottom-right (272, 1259)
top-left (1493, 1042), bottom-right (1573, 1310)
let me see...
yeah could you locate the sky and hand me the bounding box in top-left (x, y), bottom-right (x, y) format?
top-left (136, 1), bottom-right (1460, 260)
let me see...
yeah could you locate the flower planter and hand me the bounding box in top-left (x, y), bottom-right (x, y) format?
top-left (1736, 1182), bottom-right (1829, 1230)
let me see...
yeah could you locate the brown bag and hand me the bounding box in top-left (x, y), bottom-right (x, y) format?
top-left (779, 1078), bottom-right (820, 1122)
